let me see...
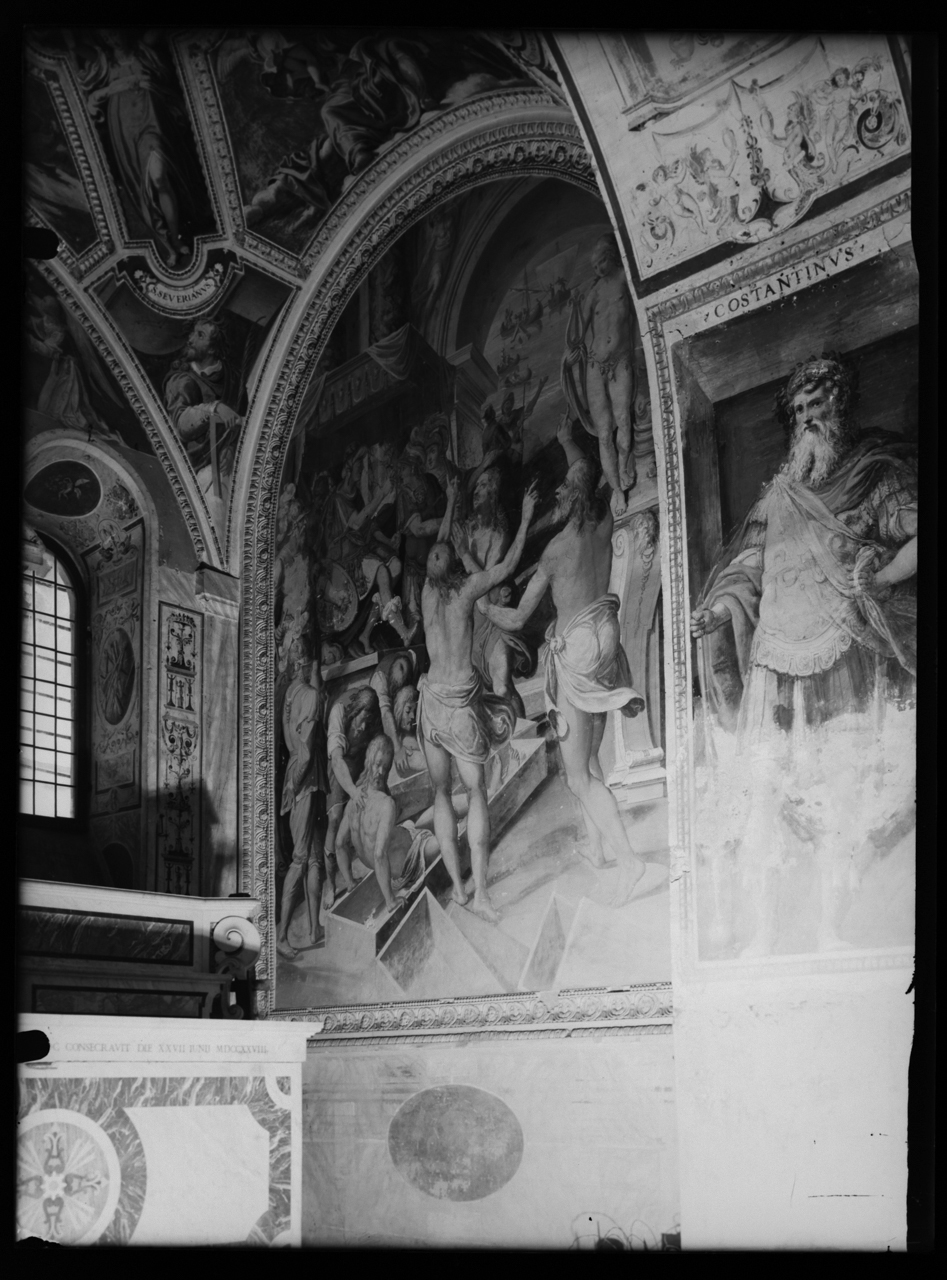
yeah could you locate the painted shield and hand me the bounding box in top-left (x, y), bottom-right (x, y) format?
top-left (315, 561), bottom-right (358, 635)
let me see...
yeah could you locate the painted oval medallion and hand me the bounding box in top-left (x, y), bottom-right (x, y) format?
top-left (388, 1084), bottom-right (523, 1201)
top-left (26, 461), bottom-right (101, 517)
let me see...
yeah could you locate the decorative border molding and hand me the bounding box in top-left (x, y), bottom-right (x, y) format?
top-left (647, 188), bottom-right (912, 328)
top-left (299, 88), bottom-right (564, 273)
top-left (25, 62), bottom-right (113, 278)
top-left (239, 111), bottom-right (601, 1023)
top-left (181, 38), bottom-right (310, 281)
top-left (182, 32), bottom-right (561, 281)
top-left (31, 262), bottom-right (213, 564)
top-left (31, 38), bottom-right (240, 289)
top-left (168, 35), bottom-right (230, 251)
top-left (280, 982), bottom-right (673, 1036)
top-left (307, 1022), bottom-right (674, 1050)
top-left (644, 188), bottom-right (912, 968)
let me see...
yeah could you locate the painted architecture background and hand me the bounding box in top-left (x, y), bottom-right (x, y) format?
top-left (19, 29), bottom-right (921, 1251)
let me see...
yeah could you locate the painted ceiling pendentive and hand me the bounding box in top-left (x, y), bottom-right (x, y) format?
top-left (22, 27), bottom-right (562, 564)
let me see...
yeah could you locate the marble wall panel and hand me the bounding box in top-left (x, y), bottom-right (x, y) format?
top-left (19, 906), bottom-right (193, 965)
top-left (17, 1015), bottom-right (309, 1246)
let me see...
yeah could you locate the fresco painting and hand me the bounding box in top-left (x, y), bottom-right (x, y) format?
top-left (677, 261), bottom-right (917, 961)
top-left (272, 178), bottom-right (671, 1012)
top-left (623, 34), bottom-right (910, 276)
top-left (20, 27), bottom-right (918, 1008)
top-left (24, 71), bottom-right (98, 255)
top-left (64, 28), bottom-right (218, 267)
top-left (24, 266), bottom-right (153, 455)
top-left (211, 28), bottom-right (535, 253)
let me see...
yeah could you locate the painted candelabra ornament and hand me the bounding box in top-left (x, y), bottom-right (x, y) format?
top-left (631, 37), bottom-right (909, 271)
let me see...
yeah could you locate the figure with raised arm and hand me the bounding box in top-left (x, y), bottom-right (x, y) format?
top-left (480, 416), bottom-right (648, 903)
top-left (417, 475), bottom-right (539, 922)
top-left (453, 465), bottom-right (533, 716)
top-left (562, 234), bottom-right (638, 515)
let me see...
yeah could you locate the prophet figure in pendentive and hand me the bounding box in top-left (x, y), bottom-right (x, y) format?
top-left (163, 318), bottom-right (244, 506)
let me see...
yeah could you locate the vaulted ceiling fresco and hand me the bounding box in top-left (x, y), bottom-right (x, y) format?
top-left (22, 27), bottom-right (563, 563)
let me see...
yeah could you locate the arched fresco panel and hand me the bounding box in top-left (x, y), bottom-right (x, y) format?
top-left (239, 114), bottom-right (673, 1024)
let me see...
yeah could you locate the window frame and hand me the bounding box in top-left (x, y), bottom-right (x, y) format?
top-left (19, 534), bottom-right (90, 832)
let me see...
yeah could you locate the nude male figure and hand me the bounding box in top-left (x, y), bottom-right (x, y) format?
top-left (276, 641), bottom-right (327, 959)
top-left (481, 418), bottom-right (647, 905)
top-left (453, 466), bottom-right (533, 718)
top-left (417, 476), bottom-right (539, 922)
top-left (563, 234), bottom-right (638, 514)
top-left (335, 734), bottom-right (438, 914)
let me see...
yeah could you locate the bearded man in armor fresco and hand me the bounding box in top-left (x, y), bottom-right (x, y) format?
top-left (691, 354), bottom-right (917, 957)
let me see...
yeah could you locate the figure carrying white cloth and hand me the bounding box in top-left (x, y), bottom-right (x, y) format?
top-left (481, 418), bottom-right (648, 904)
top-left (541, 592), bottom-right (644, 739)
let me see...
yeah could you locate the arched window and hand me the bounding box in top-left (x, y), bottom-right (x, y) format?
top-left (20, 539), bottom-right (83, 819)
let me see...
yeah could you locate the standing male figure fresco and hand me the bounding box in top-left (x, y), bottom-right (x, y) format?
top-left (418, 476), bottom-right (539, 922)
top-left (276, 640), bottom-right (327, 959)
top-left (480, 417), bottom-right (648, 905)
top-left (562, 233), bottom-right (638, 514)
top-left (690, 353), bottom-right (917, 956)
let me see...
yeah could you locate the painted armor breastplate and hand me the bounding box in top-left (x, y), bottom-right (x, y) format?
top-left (753, 480), bottom-right (881, 676)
